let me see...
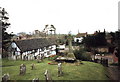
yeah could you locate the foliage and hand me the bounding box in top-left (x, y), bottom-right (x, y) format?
top-left (82, 33), bottom-right (107, 48)
top-left (110, 63), bottom-right (119, 66)
top-left (2, 59), bottom-right (109, 80)
top-left (0, 7), bottom-right (14, 55)
top-left (48, 55), bottom-right (59, 60)
top-left (73, 48), bottom-right (92, 61)
top-left (57, 39), bottom-right (65, 44)
top-left (17, 32), bottom-right (27, 36)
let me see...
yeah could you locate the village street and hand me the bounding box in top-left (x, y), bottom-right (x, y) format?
top-left (107, 65), bottom-right (120, 80)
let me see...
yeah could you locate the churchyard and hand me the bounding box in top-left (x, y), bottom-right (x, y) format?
top-left (2, 58), bottom-right (109, 80)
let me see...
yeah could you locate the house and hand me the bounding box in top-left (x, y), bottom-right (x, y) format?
top-left (8, 38), bottom-right (57, 60)
top-left (58, 43), bottom-right (66, 50)
top-left (95, 46), bottom-right (109, 53)
top-left (74, 32), bottom-right (87, 43)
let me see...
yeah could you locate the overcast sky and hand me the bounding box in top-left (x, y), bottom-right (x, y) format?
top-left (0, 0), bottom-right (119, 34)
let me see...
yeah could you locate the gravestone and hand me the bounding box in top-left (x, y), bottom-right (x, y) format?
top-left (31, 63), bottom-right (35, 70)
top-left (32, 78), bottom-right (39, 82)
top-left (44, 70), bottom-right (52, 82)
top-left (58, 63), bottom-right (63, 77)
top-left (19, 64), bottom-right (26, 75)
top-left (2, 73), bottom-right (10, 82)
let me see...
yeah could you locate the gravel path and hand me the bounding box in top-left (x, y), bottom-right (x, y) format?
top-left (107, 65), bottom-right (120, 80)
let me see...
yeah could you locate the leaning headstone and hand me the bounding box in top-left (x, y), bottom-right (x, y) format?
top-left (31, 63), bottom-right (35, 70)
top-left (58, 63), bottom-right (63, 77)
top-left (44, 70), bottom-right (52, 82)
top-left (32, 78), bottom-right (39, 82)
top-left (2, 73), bottom-right (10, 82)
top-left (19, 64), bottom-right (26, 75)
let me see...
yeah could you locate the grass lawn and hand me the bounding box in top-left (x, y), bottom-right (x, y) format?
top-left (2, 58), bottom-right (109, 80)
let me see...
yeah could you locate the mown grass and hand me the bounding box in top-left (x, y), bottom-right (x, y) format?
top-left (2, 58), bottom-right (109, 80)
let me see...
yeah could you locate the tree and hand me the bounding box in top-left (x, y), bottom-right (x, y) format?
top-left (115, 31), bottom-right (120, 67)
top-left (0, 7), bottom-right (14, 58)
top-left (82, 33), bottom-right (107, 48)
top-left (82, 32), bottom-right (107, 60)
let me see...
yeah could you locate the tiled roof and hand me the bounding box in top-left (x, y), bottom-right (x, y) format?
top-left (76, 33), bottom-right (87, 38)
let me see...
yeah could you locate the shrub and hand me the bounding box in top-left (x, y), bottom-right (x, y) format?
top-left (73, 49), bottom-right (92, 61)
top-left (48, 55), bottom-right (59, 60)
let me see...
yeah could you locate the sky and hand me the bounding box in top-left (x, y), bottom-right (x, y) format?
top-left (0, 0), bottom-right (120, 34)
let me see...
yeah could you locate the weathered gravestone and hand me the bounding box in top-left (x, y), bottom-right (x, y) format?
top-left (19, 64), bottom-right (26, 75)
top-left (44, 70), bottom-right (52, 82)
top-left (58, 63), bottom-right (63, 77)
top-left (32, 78), bottom-right (39, 82)
top-left (31, 63), bottom-right (35, 70)
top-left (2, 73), bottom-right (10, 82)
